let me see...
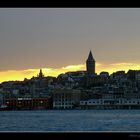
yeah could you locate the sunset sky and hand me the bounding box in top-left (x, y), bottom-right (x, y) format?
top-left (1, 8), bottom-right (140, 83)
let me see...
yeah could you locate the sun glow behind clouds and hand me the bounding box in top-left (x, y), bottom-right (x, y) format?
top-left (96, 62), bottom-right (140, 74)
top-left (0, 64), bottom-right (86, 83)
top-left (1, 62), bottom-right (140, 83)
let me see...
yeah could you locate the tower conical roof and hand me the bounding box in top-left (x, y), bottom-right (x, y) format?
top-left (38, 69), bottom-right (44, 78)
top-left (87, 50), bottom-right (95, 61)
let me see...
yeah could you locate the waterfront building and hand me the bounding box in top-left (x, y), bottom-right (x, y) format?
top-left (52, 89), bottom-right (81, 109)
top-left (80, 98), bottom-right (140, 109)
top-left (5, 97), bottom-right (52, 110)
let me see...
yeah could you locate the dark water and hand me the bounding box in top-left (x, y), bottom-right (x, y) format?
top-left (0, 110), bottom-right (140, 132)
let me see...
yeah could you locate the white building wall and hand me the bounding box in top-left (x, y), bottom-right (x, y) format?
top-left (80, 98), bottom-right (140, 106)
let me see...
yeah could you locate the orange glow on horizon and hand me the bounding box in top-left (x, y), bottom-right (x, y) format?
top-left (1, 62), bottom-right (140, 83)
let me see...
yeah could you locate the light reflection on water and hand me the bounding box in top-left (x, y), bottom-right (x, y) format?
top-left (0, 110), bottom-right (140, 131)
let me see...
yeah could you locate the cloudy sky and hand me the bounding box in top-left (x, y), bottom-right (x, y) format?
top-left (0, 8), bottom-right (140, 82)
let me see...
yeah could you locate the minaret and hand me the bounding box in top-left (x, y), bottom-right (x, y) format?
top-left (86, 50), bottom-right (95, 77)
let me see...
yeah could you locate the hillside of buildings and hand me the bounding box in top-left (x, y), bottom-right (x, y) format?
top-left (1, 51), bottom-right (140, 110)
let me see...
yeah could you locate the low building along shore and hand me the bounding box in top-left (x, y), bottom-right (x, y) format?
top-left (80, 98), bottom-right (140, 109)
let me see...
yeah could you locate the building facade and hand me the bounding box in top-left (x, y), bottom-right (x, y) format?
top-left (5, 97), bottom-right (52, 110)
top-left (52, 89), bottom-right (81, 109)
top-left (80, 98), bottom-right (140, 109)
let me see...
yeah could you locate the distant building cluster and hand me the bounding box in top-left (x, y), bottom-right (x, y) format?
top-left (1, 51), bottom-right (140, 110)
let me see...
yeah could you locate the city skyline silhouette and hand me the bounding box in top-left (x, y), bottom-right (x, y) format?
top-left (0, 8), bottom-right (140, 82)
